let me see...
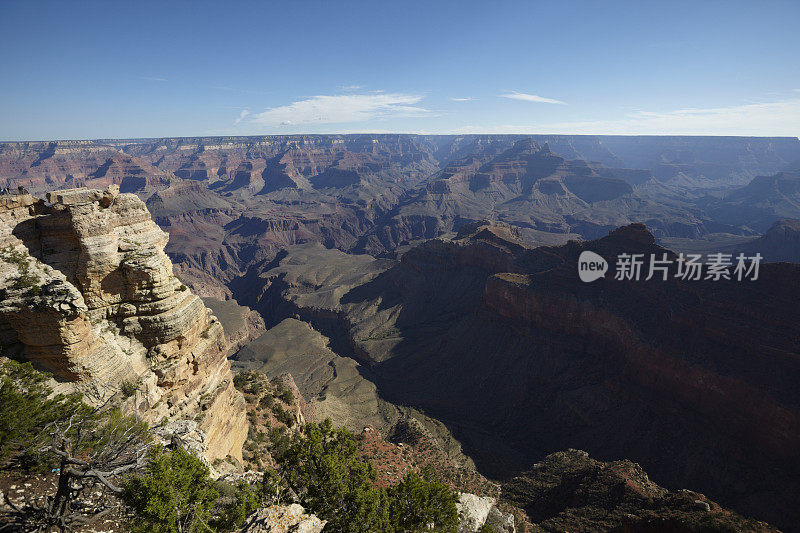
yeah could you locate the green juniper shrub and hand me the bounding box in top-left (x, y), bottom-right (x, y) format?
top-left (387, 470), bottom-right (459, 532)
top-left (0, 360), bottom-right (84, 468)
top-left (260, 469), bottom-right (294, 507)
top-left (276, 384), bottom-right (295, 404)
top-left (271, 419), bottom-right (392, 532)
top-left (259, 392), bottom-right (275, 409)
top-left (120, 379), bottom-right (137, 398)
top-left (257, 419), bottom-right (462, 532)
top-left (244, 380), bottom-right (263, 396)
top-left (272, 403), bottom-right (295, 427)
top-left (232, 371), bottom-right (254, 391)
top-left (211, 480), bottom-right (260, 531)
top-left (2, 247), bottom-right (41, 295)
top-left (122, 446), bottom-right (219, 533)
top-left (267, 426), bottom-right (290, 456)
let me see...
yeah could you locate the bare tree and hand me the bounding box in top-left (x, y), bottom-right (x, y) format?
top-left (1, 363), bottom-right (151, 532)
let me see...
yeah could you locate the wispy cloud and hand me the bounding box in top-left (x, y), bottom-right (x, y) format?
top-left (534, 99), bottom-right (800, 136)
top-left (450, 97), bottom-right (476, 102)
top-left (339, 84), bottom-right (363, 91)
top-left (233, 109), bottom-right (250, 125)
top-left (449, 98), bottom-right (800, 136)
top-left (139, 76), bottom-right (167, 82)
top-left (244, 93), bottom-right (429, 128)
top-left (500, 91), bottom-right (566, 105)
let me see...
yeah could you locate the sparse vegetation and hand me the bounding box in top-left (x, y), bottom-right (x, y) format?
top-left (272, 403), bottom-right (294, 427)
top-left (259, 391), bottom-right (275, 409)
top-left (261, 418), bottom-right (459, 532)
top-left (2, 363), bottom-right (460, 532)
top-left (237, 371), bottom-right (303, 469)
top-left (121, 379), bottom-right (138, 398)
top-left (232, 371), bottom-right (251, 390)
top-left (0, 360), bottom-right (151, 531)
top-left (275, 381), bottom-right (295, 404)
top-left (212, 480), bottom-right (260, 532)
top-left (1, 246), bottom-right (40, 295)
top-left (387, 469), bottom-right (459, 532)
top-left (358, 326), bottom-right (401, 342)
top-left (122, 446), bottom-right (219, 533)
top-left (244, 380), bottom-right (263, 396)
top-left (121, 445), bottom-right (261, 533)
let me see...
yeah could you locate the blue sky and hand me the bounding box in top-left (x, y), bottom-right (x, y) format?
top-left (1, 0), bottom-right (799, 140)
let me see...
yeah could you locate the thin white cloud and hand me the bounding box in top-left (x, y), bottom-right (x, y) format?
top-left (339, 84), bottom-right (363, 91)
top-left (500, 91), bottom-right (566, 105)
top-left (533, 99), bottom-right (800, 136)
top-left (245, 93), bottom-right (429, 127)
top-left (447, 99), bottom-right (800, 137)
top-left (233, 109), bottom-right (250, 125)
top-left (140, 76), bottom-right (167, 82)
top-left (450, 97), bottom-right (476, 102)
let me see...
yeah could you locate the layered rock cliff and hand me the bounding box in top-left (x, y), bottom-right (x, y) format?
top-left (0, 140), bottom-right (173, 195)
top-left (4, 135), bottom-right (797, 299)
top-left (0, 186), bottom-right (246, 462)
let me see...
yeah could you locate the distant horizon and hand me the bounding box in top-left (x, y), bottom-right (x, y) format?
top-left (3, 132), bottom-right (800, 144)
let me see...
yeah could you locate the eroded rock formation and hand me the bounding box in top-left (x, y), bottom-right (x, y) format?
top-left (503, 449), bottom-right (777, 531)
top-left (240, 504), bottom-right (326, 533)
top-left (0, 186), bottom-right (246, 461)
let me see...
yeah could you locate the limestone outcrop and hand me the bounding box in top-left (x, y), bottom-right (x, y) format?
top-left (0, 186), bottom-right (247, 462)
top-left (240, 504), bottom-right (326, 533)
top-left (456, 493), bottom-right (496, 532)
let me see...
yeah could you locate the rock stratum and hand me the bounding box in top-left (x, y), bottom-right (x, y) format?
top-left (3, 134), bottom-right (799, 298)
top-left (0, 186), bottom-right (246, 462)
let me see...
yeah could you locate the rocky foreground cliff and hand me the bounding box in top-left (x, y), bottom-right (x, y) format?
top-left (0, 186), bottom-right (246, 462)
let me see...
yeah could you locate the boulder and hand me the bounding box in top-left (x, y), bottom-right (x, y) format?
top-left (484, 506), bottom-right (515, 533)
top-left (457, 493), bottom-right (496, 532)
top-left (241, 504), bottom-right (326, 533)
top-left (153, 419), bottom-right (208, 458)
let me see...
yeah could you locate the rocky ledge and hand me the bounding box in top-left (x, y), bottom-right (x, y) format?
top-left (0, 186), bottom-right (247, 462)
top-left (503, 449), bottom-right (777, 531)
